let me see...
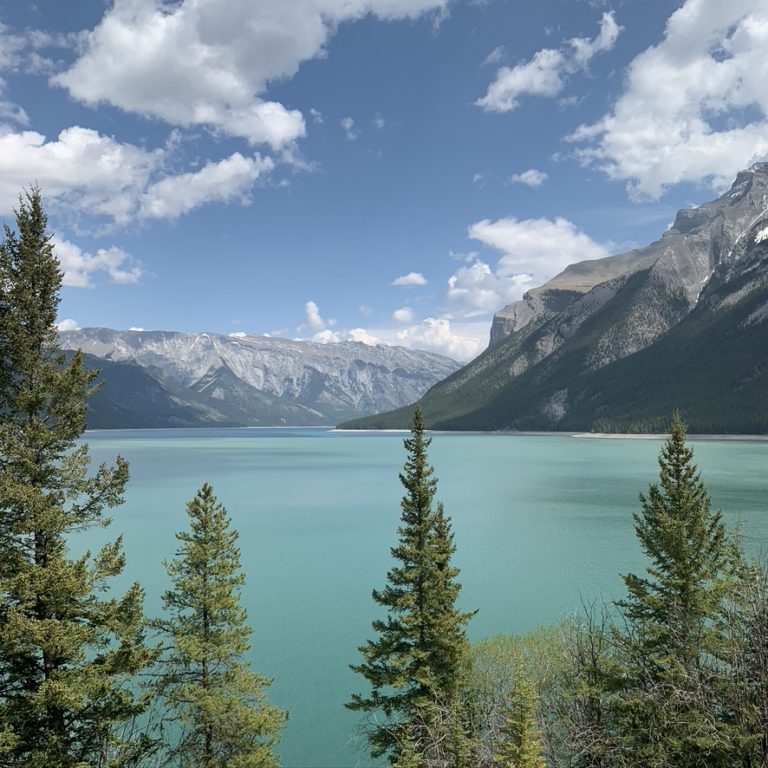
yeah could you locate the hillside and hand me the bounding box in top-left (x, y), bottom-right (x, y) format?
top-left (61, 330), bottom-right (460, 428)
top-left (342, 165), bottom-right (768, 433)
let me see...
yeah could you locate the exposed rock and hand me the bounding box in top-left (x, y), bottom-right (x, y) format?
top-left (60, 329), bottom-right (460, 427)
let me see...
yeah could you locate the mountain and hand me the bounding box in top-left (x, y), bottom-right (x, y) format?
top-left (60, 329), bottom-right (461, 428)
top-left (342, 164), bottom-right (768, 433)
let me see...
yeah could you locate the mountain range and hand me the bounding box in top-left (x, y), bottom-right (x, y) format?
top-left (343, 164), bottom-right (768, 433)
top-left (59, 329), bottom-right (460, 428)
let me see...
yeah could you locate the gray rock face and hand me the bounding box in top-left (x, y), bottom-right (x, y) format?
top-left (59, 329), bottom-right (461, 425)
top-left (488, 163), bottom-right (768, 375)
top-left (374, 163), bottom-right (768, 432)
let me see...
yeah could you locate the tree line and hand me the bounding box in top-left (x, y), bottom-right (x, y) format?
top-left (1, 189), bottom-right (768, 767)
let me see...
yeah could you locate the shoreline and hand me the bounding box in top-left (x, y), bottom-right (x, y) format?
top-left (85, 426), bottom-right (768, 442)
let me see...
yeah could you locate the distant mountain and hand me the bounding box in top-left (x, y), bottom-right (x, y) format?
top-left (61, 330), bottom-right (461, 428)
top-left (343, 164), bottom-right (768, 433)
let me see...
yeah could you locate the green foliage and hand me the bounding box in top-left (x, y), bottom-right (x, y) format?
top-left (611, 412), bottom-right (742, 766)
top-left (342, 255), bottom-right (768, 434)
top-left (0, 188), bottom-right (154, 766)
top-left (468, 629), bottom-right (574, 768)
top-left (156, 483), bottom-right (286, 768)
top-left (348, 406), bottom-right (475, 762)
top-left (493, 674), bottom-right (546, 768)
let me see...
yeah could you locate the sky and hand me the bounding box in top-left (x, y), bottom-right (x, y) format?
top-left (1, 0), bottom-right (768, 361)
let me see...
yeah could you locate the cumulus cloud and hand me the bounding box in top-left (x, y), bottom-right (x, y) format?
top-left (392, 307), bottom-right (415, 323)
top-left (508, 168), bottom-right (548, 187)
top-left (140, 153), bottom-right (273, 220)
top-left (53, 0), bottom-right (448, 147)
top-left (53, 235), bottom-right (142, 288)
top-left (299, 300), bottom-right (336, 332)
top-left (447, 259), bottom-right (533, 317)
top-left (477, 11), bottom-right (621, 112)
top-left (229, 331), bottom-right (248, 338)
top-left (312, 329), bottom-right (341, 343)
top-left (568, 0), bottom-right (768, 200)
top-left (309, 327), bottom-right (381, 346)
top-left (391, 271), bottom-right (428, 286)
top-left (340, 116), bottom-right (358, 141)
top-left (447, 216), bottom-right (610, 314)
top-left (372, 113), bottom-right (386, 129)
top-left (0, 126), bottom-right (161, 224)
top-left (129, 326), bottom-right (145, 331)
top-left (394, 318), bottom-right (487, 360)
top-left (347, 327), bottom-right (380, 345)
top-left (57, 318), bottom-right (79, 331)
top-left (0, 126), bottom-right (277, 226)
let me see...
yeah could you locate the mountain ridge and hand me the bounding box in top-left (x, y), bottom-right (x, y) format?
top-left (60, 329), bottom-right (461, 428)
top-left (342, 164), bottom-right (768, 433)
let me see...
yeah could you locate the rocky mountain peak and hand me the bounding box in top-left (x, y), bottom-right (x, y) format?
top-left (60, 328), bottom-right (461, 426)
top-left (491, 163), bottom-right (768, 349)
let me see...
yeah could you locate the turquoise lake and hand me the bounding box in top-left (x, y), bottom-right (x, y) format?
top-left (81, 428), bottom-right (768, 768)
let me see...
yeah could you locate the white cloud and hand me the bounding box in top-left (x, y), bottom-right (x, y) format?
top-left (53, 235), bottom-right (142, 288)
top-left (57, 318), bottom-right (79, 331)
top-left (340, 116), bottom-right (358, 141)
top-left (482, 45), bottom-right (507, 67)
top-left (508, 168), bottom-right (548, 187)
top-left (477, 12), bottom-right (621, 112)
top-left (309, 108), bottom-right (323, 124)
top-left (0, 77), bottom-right (28, 125)
top-left (394, 318), bottom-right (486, 360)
top-left (312, 329), bottom-right (341, 343)
top-left (464, 216), bottom-right (610, 306)
top-left (346, 327), bottom-right (380, 345)
top-left (129, 326), bottom-right (145, 331)
top-left (569, 10), bottom-right (622, 67)
top-left (299, 300), bottom-right (336, 332)
top-left (0, 126), bottom-right (277, 226)
top-left (0, 126), bottom-right (161, 225)
top-left (568, 0), bottom-right (768, 200)
top-left (447, 259), bottom-right (533, 316)
top-left (298, 318), bottom-right (485, 361)
top-left (140, 152), bottom-right (273, 220)
top-left (229, 331), bottom-right (247, 338)
top-left (392, 307), bottom-right (415, 323)
top-left (372, 113), bottom-right (386, 129)
top-left (53, 0), bottom-right (448, 148)
top-left (391, 271), bottom-right (428, 286)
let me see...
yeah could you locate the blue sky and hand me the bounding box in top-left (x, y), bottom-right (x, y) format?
top-left (1, 0), bottom-right (767, 360)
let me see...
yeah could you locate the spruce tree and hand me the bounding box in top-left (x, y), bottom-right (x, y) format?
top-left (613, 411), bottom-right (741, 767)
top-left (156, 483), bottom-right (286, 768)
top-left (0, 188), bottom-right (154, 766)
top-left (493, 674), bottom-right (546, 768)
top-left (348, 406), bottom-right (474, 763)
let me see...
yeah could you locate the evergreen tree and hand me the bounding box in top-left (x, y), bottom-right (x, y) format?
top-left (348, 406), bottom-right (475, 763)
top-left (493, 674), bottom-right (546, 768)
top-left (612, 411), bottom-right (741, 767)
top-left (0, 188), bottom-right (154, 766)
top-left (156, 483), bottom-right (286, 768)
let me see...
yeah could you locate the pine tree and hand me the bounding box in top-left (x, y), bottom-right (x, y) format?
top-left (493, 674), bottom-right (546, 768)
top-left (156, 483), bottom-right (286, 768)
top-left (612, 411), bottom-right (741, 767)
top-left (348, 406), bottom-right (475, 763)
top-left (0, 188), bottom-right (154, 766)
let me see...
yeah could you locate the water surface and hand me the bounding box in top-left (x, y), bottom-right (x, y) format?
top-left (82, 428), bottom-right (768, 768)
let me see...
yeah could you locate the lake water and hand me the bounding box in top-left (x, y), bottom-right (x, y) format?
top-left (81, 428), bottom-right (768, 768)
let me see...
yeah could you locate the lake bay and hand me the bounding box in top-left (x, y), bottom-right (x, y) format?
top-left (82, 428), bottom-right (768, 768)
